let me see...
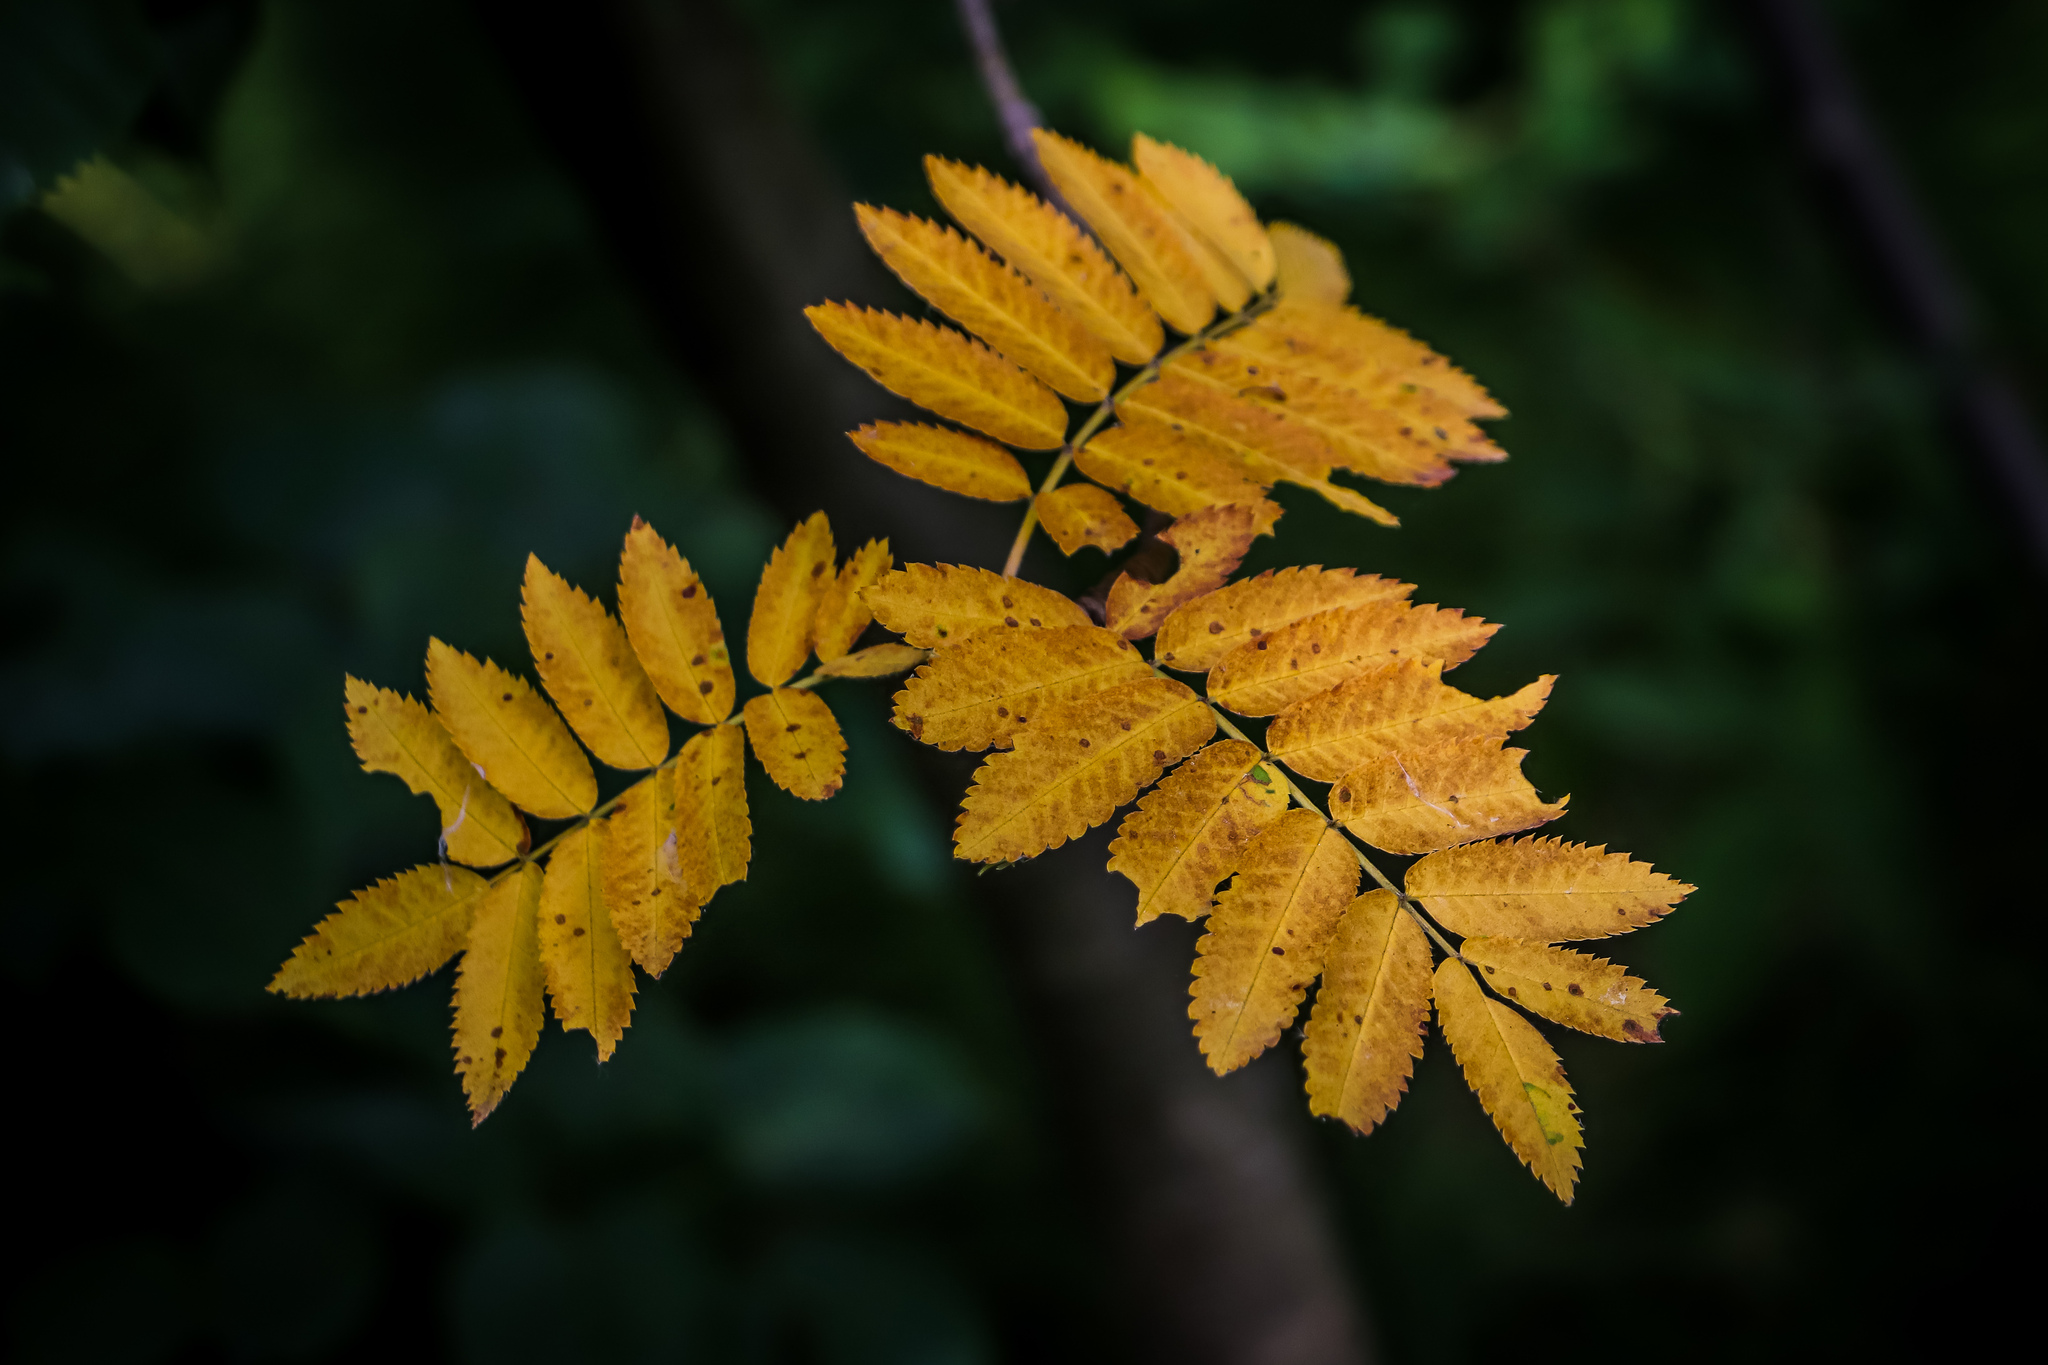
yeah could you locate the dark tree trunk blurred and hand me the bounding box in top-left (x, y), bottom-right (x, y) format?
top-left (476, 2), bottom-right (1371, 1361)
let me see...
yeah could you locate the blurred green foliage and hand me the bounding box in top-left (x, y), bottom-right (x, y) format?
top-left (4, 0), bottom-right (2042, 1360)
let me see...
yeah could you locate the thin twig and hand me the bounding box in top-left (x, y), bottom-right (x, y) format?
top-left (1737, 0), bottom-right (2048, 574)
top-left (953, 0), bottom-right (1062, 206)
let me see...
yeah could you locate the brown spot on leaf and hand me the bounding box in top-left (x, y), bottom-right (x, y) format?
top-left (681, 584), bottom-right (697, 598)
top-left (1567, 983), bottom-right (1584, 996)
top-left (699, 681), bottom-right (714, 694)
top-left (1208, 621), bottom-right (1224, 634)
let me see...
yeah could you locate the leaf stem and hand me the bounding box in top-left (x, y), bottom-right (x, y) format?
top-left (481, 661), bottom-right (853, 885)
top-left (1000, 290), bottom-right (1279, 579)
top-left (1187, 682), bottom-right (1464, 961)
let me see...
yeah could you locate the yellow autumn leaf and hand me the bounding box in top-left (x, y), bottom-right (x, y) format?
top-left (742, 688), bottom-right (847, 801)
top-left (1037, 483), bottom-right (1138, 556)
top-left (862, 563), bottom-right (1092, 648)
top-left (806, 302), bottom-right (1068, 449)
top-left (848, 421), bottom-right (1033, 503)
top-left (1433, 956), bottom-right (1582, 1202)
top-left (814, 538), bottom-right (893, 662)
top-left (1269, 222), bottom-right (1350, 304)
top-left (892, 623), bottom-right (1151, 752)
top-left (673, 724), bottom-right (751, 902)
top-left (522, 554), bottom-right (668, 770)
top-left (1266, 661), bottom-right (1554, 782)
top-left (1154, 566), bottom-right (1414, 674)
top-left (343, 677), bottom-right (527, 867)
top-left (954, 675), bottom-right (1216, 863)
top-left (1206, 599), bottom-right (1498, 717)
top-left (1129, 359), bottom-right (1332, 479)
top-left (857, 203), bottom-right (1113, 402)
top-left (1106, 738), bottom-right (1288, 925)
top-left (815, 642), bottom-right (931, 678)
top-left (1120, 371), bottom-right (1399, 526)
top-left (1131, 133), bottom-right (1275, 291)
top-left (426, 638), bottom-right (596, 818)
top-left (1176, 345), bottom-right (1455, 487)
top-left (1234, 300), bottom-right (1505, 422)
top-left (452, 863), bottom-right (545, 1125)
top-left (1303, 890), bottom-right (1432, 1135)
top-left (748, 512), bottom-right (835, 688)
top-left (538, 823), bottom-right (636, 1061)
top-left (1461, 937), bottom-right (1675, 1043)
top-left (617, 517), bottom-right (736, 726)
top-left (602, 770), bottom-right (697, 978)
top-left (1103, 503), bottom-right (1258, 640)
top-left (1330, 737), bottom-right (1566, 856)
top-left (1033, 129), bottom-right (1216, 336)
top-left (1075, 421), bottom-right (1281, 533)
top-left (270, 864), bottom-right (488, 999)
top-left (1405, 837), bottom-right (1693, 942)
top-left (926, 154), bottom-right (1163, 364)
top-left (1189, 809), bottom-right (1360, 1074)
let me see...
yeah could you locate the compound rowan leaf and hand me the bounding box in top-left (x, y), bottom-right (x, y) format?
top-left (617, 517), bottom-right (736, 725)
top-left (1461, 937), bottom-right (1675, 1043)
top-left (344, 677), bottom-right (527, 867)
top-left (926, 154), bottom-right (1163, 364)
top-left (1331, 737), bottom-right (1565, 856)
top-left (814, 538), bottom-right (893, 662)
top-left (1107, 738), bottom-right (1287, 925)
top-left (1104, 504), bottom-right (1258, 640)
top-left (602, 770), bottom-right (697, 978)
top-left (539, 823), bottom-right (636, 1061)
top-left (452, 863), bottom-right (544, 1125)
top-left (1434, 956), bottom-right (1582, 1202)
top-left (1234, 300), bottom-right (1504, 422)
top-left (848, 421), bottom-right (1032, 502)
top-left (1120, 374), bottom-right (1399, 526)
top-left (427, 638), bottom-right (596, 818)
top-left (1206, 599), bottom-right (1498, 716)
top-left (815, 642), bottom-right (930, 678)
top-left (748, 512), bottom-right (835, 687)
top-left (673, 724), bottom-right (750, 902)
top-left (955, 675), bottom-right (1215, 863)
top-left (1075, 422), bottom-right (1281, 533)
top-left (1266, 662), bottom-right (1553, 782)
top-left (893, 623), bottom-right (1150, 752)
top-left (270, 864), bottom-right (488, 999)
top-left (857, 203), bottom-right (1113, 401)
top-left (863, 563), bottom-right (1091, 648)
top-left (522, 554), bottom-right (668, 770)
top-left (1270, 222), bottom-right (1350, 304)
top-left (1034, 129), bottom-right (1216, 335)
top-left (806, 303), bottom-right (1068, 449)
top-left (742, 688), bottom-right (846, 801)
top-left (1405, 837), bottom-right (1693, 942)
top-left (1131, 133), bottom-right (1274, 291)
top-left (1180, 345), bottom-right (1456, 487)
top-left (1127, 363), bottom-right (1334, 480)
top-left (1154, 567), bottom-right (1413, 673)
top-left (1189, 810), bottom-right (1359, 1074)
top-left (1303, 890), bottom-right (1432, 1135)
top-left (1037, 483), bottom-right (1138, 556)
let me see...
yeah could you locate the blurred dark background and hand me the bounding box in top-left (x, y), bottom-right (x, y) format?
top-left (4, 0), bottom-right (2042, 1360)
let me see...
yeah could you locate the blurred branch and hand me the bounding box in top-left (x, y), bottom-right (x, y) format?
top-left (1735, 0), bottom-right (2048, 575)
top-left (476, 2), bottom-right (1370, 1360)
top-left (953, 0), bottom-right (1074, 213)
